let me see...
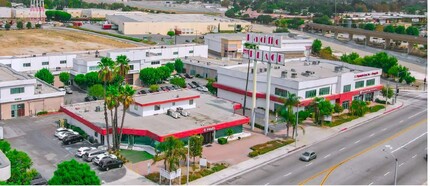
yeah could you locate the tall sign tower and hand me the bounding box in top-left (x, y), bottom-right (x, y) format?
top-left (30, 0), bottom-right (45, 23)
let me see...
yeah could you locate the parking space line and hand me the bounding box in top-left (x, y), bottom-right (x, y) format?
top-left (399, 162), bottom-right (405, 167)
top-left (283, 172), bottom-right (292, 177)
top-left (305, 162), bottom-right (313, 167)
top-left (384, 172), bottom-right (390, 176)
top-left (412, 154), bottom-right (417, 159)
top-left (354, 140), bottom-right (360, 144)
top-left (339, 147), bottom-right (346, 151)
top-left (369, 133), bottom-right (375, 137)
top-left (324, 154), bottom-right (331, 159)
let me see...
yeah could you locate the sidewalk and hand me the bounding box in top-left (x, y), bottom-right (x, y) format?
top-left (189, 101), bottom-right (404, 185)
top-left (106, 167), bottom-right (156, 185)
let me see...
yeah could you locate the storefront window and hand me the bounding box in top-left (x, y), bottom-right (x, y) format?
top-left (342, 101), bottom-right (349, 109)
top-left (355, 81), bottom-right (364, 89)
top-left (305, 90), bottom-right (317, 98)
top-left (275, 88), bottom-right (289, 97)
top-left (319, 87), bottom-right (330, 96)
top-left (215, 125), bottom-right (243, 138)
top-left (343, 85), bottom-right (351, 93)
top-left (366, 79), bottom-right (375, 86)
top-left (134, 136), bottom-right (156, 147)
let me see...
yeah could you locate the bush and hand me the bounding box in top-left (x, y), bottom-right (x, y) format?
top-left (325, 114), bottom-right (359, 127)
top-left (36, 111), bottom-right (48, 116)
top-left (145, 172), bottom-right (160, 183)
top-left (375, 98), bottom-right (387, 104)
top-left (369, 105), bottom-right (385, 113)
top-left (217, 138), bottom-right (228, 145)
top-left (170, 77), bottom-right (186, 88)
top-left (248, 139), bottom-right (295, 157)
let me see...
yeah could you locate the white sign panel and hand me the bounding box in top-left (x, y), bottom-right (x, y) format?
top-left (244, 49), bottom-right (285, 65)
top-left (199, 158), bottom-right (207, 167)
top-left (246, 33), bottom-right (283, 48)
top-left (255, 50), bottom-right (263, 61)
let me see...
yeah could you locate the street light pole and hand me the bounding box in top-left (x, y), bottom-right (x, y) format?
top-left (294, 106), bottom-right (298, 147)
top-left (383, 149), bottom-right (398, 185)
top-left (186, 138), bottom-right (190, 185)
top-left (385, 83), bottom-right (389, 110)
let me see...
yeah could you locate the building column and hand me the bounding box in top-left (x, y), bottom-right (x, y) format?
top-left (385, 38), bottom-right (391, 49)
top-left (407, 43), bottom-right (414, 54)
top-left (348, 33), bottom-right (353, 41)
top-left (365, 35), bottom-right (370, 46)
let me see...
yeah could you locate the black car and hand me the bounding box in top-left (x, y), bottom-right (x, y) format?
top-left (30, 174), bottom-right (48, 185)
top-left (188, 83), bottom-right (196, 88)
top-left (185, 74), bottom-right (193, 79)
top-left (173, 85), bottom-right (180, 89)
top-left (160, 87), bottom-right (167, 91)
top-left (165, 86), bottom-right (171, 91)
top-left (99, 158), bottom-right (124, 171)
top-left (140, 90), bottom-right (147, 94)
top-left (85, 96), bottom-right (97, 102)
top-left (62, 134), bottom-right (84, 145)
top-left (148, 89), bottom-right (154, 93)
top-left (192, 81), bottom-right (200, 87)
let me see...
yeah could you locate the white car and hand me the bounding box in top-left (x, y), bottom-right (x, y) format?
top-left (58, 87), bottom-right (65, 91)
top-left (75, 147), bottom-right (97, 158)
top-left (197, 87), bottom-right (208, 92)
top-left (58, 131), bottom-right (79, 140)
top-left (55, 128), bottom-right (74, 138)
top-left (93, 153), bottom-right (117, 165)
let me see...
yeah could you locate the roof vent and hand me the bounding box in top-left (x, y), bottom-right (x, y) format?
top-left (291, 68), bottom-right (296, 72)
top-left (291, 72), bottom-right (297, 78)
top-left (259, 68), bottom-right (263, 73)
top-left (281, 70), bottom-right (288, 78)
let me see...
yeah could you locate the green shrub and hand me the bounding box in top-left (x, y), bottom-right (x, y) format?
top-left (217, 138), bottom-right (228, 144)
top-left (248, 139), bottom-right (295, 157)
top-left (36, 111), bottom-right (48, 116)
top-left (211, 164), bottom-right (226, 172)
top-left (145, 172), bottom-right (160, 183)
top-left (375, 98), bottom-right (388, 104)
top-left (369, 105), bottom-right (385, 113)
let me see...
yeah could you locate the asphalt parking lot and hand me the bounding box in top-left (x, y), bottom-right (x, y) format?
top-left (64, 85), bottom-right (89, 104)
top-left (0, 114), bottom-right (126, 183)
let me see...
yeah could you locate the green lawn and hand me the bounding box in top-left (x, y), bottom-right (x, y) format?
top-left (120, 150), bottom-right (154, 163)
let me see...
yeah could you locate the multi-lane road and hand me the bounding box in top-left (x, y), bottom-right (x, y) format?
top-left (222, 91), bottom-right (427, 185)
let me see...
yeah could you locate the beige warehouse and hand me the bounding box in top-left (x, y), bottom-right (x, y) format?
top-left (106, 14), bottom-right (251, 35)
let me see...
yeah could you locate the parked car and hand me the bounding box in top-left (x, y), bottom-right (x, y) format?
top-left (55, 128), bottom-right (73, 137)
top-left (58, 87), bottom-right (65, 92)
top-left (83, 150), bottom-right (107, 162)
top-left (164, 86), bottom-right (171, 91)
top-left (188, 83), bottom-right (196, 89)
top-left (93, 153), bottom-right (118, 165)
top-left (76, 147), bottom-right (97, 158)
top-left (300, 151), bottom-right (317, 162)
top-left (185, 73), bottom-right (193, 79)
top-left (58, 131), bottom-right (79, 140)
top-left (85, 96), bottom-right (97, 102)
top-left (197, 87), bottom-right (208, 92)
top-left (178, 74), bottom-right (185, 78)
top-left (173, 85), bottom-right (180, 89)
top-left (30, 174), bottom-right (48, 185)
top-left (99, 158), bottom-right (124, 171)
top-left (65, 87), bottom-right (73, 94)
top-left (62, 134), bottom-right (84, 145)
top-left (191, 81), bottom-right (200, 87)
top-left (140, 90), bottom-right (147, 94)
top-left (160, 87), bottom-right (167, 91)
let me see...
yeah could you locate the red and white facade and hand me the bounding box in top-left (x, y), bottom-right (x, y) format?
top-left (214, 58), bottom-right (383, 111)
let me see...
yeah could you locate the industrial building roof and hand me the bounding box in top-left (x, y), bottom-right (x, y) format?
top-left (62, 89), bottom-right (246, 136)
top-left (204, 33), bottom-right (311, 41)
top-left (0, 65), bottom-right (30, 82)
top-left (133, 90), bottom-right (200, 106)
top-left (224, 57), bottom-right (380, 81)
top-left (108, 14), bottom-right (249, 23)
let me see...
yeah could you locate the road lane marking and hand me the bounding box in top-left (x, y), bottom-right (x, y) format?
top-left (384, 172), bottom-right (390, 176)
top-left (391, 132), bottom-right (427, 153)
top-left (369, 182), bottom-right (373, 185)
top-left (339, 147), bottom-right (346, 151)
top-left (369, 133), bottom-right (375, 137)
top-left (299, 119), bottom-right (427, 186)
top-left (265, 183), bottom-right (270, 185)
top-left (283, 172), bottom-right (292, 177)
top-left (382, 128), bottom-right (387, 131)
top-left (399, 163), bottom-right (404, 167)
top-left (408, 110), bottom-right (427, 119)
top-left (306, 162), bottom-right (313, 167)
top-left (412, 154), bottom-right (417, 159)
top-left (399, 120), bottom-right (404, 123)
top-left (355, 140), bottom-right (360, 144)
top-left (324, 154), bottom-right (331, 159)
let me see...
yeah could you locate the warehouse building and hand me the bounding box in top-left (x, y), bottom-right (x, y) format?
top-left (0, 64), bottom-right (65, 120)
top-left (204, 33), bottom-right (313, 59)
top-left (106, 13), bottom-right (251, 35)
top-left (0, 7), bottom-right (12, 19)
top-left (61, 89), bottom-right (248, 153)
top-left (214, 58), bottom-right (383, 111)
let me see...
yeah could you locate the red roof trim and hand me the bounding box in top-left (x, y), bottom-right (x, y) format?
top-left (60, 106), bottom-right (107, 135)
top-left (134, 95), bottom-right (201, 107)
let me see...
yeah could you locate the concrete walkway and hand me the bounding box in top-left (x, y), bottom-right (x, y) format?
top-left (190, 100), bottom-right (405, 185)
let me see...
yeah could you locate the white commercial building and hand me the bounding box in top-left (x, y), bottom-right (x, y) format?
top-left (204, 33), bottom-right (313, 58)
top-left (214, 58), bottom-right (383, 111)
top-left (0, 64), bottom-right (65, 120)
top-left (0, 7), bottom-right (12, 18)
top-left (12, 8), bottom-right (46, 19)
top-left (70, 44), bottom-right (208, 85)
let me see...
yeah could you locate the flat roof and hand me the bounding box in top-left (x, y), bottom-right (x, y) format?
top-left (224, 58), bottom-right (379, 81)
top-left (108, 14), bottom-right (249, 23)
top-left (204, 33), bottom-right (311, 41)
top-left (0, 65), bottom-right (30, 82)
top-left (63, 90), bottom-right (246, 136)
top-left (182, 56), bottom-right (241, 70)
top-left (134, 90), bottom-right (200, 106)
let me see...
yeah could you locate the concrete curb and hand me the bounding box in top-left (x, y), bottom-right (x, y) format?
top-left (383, 102), bottom-right (404, 114)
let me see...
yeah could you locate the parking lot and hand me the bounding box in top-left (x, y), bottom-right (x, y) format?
top-left (136, 76), bottom-right (210, 95)
top-left (0, 114), bottom-right (126, 183)
top-left (64, 85), bottom-right (89, 104)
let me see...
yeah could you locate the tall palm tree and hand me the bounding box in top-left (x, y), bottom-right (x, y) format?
top-left (115, 55), bottom-right (130, 84)
top-left (106, 84), bottom-right (120, 150)
top-left (310, 97), bottom-right (324, 125)
top-left (118, 84), bottom-right (136, 147)
top-left (153, 136), bottom-right (187, 174)
top-left (277, 93), bottom-right (300, 138)
top-left (98, 57), bottom-right (115, 150)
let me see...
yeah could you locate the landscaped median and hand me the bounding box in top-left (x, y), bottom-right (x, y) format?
top-left (325, 104), bottom-right (386, 128)
top-left (69, 26), bottom-right (157, 45)
top-left (248, 138), bottom-right (295, 158)
top-left (145, 162), bottom-right (228, 184)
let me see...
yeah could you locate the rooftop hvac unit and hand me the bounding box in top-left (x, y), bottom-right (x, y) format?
top-left (167, 109), bottom-right (180, 119)
top-left (95, 106), bottom-right (101, 112)
top-left (291, 72), bottom-right (297, 78)
top-left (259, 68), bottom-right (263, 73)
top-left (291, 68), bottom-right (296, 72)
top-left (301, 72), bottom-right (309, 77)
top-left (264, 68), bottom-right (267, 72)
top-left (281, 71), bottom-right (288, 78)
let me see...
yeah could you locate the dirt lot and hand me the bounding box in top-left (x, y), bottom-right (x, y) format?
top-left (0, 29), bottom-right (137, 56)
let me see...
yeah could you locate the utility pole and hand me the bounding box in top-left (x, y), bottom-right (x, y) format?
top-left (383, 149), bottom-right (398, 185)
top-left (294, 106), bottom-right (298, 147)
top-left (186, 138), bottom-right (190, 185)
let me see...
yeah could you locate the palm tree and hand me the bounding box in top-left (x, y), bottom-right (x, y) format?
top-left (115, 55), bottom-right (130, 84)
top-left (118, 84), bottom-right (136, 147)
top-left (106, 84), bottom-right (120, 150)
top-left (277, 93), bottom-right (300, 138)
top-left (98, 57), bottom-right (115, 150)
top-left (310, 97), bottom-right (324, 125)
top-left (153, 136), bottom-right (187, 176)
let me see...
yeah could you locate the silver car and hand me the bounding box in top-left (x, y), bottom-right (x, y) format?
top-left (300, 151), bottom-right (317, 162)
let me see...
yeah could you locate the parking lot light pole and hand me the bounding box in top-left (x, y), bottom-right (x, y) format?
top-left (383, 149), bottom-right (398, 185)
top-left (295, 106), bottom-right (298, 147)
